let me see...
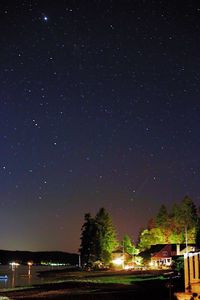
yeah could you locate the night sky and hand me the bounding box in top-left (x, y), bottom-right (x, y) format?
top-left (1, 1), bottom-right (200, 253)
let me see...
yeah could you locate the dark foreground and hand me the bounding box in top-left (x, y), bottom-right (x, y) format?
top-left (0, 270), bottom-right (184, 299)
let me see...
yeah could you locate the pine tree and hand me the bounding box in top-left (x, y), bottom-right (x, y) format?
top-left (79, 208), bottom-right (118, 267)
top-left (171, 196), bottom-right (198, 244)
top-left (155, 204), bottom-right (169, 242)
top-left (169, 203), bottom-right (184, 243)
top-left (180, 196), bottom-right (198, 229)
top-left (79, 213), bottom-right (97, 267)
top-left (155, 204), bottom-right (168, 228)
top-left (95, 207), bottom-right (118, 265)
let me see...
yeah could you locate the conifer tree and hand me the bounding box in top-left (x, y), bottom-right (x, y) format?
top-left (95, 207), bottom-right (118, 264)
top-left (79, 208), bottom-right (118, 266)
top-left (79, 213), bottom-right (97, 266)
top-left (155, 204), bottom-right (168, 228)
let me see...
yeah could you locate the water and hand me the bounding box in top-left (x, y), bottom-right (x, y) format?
top-left (0, 265), bottom-right (66, 290)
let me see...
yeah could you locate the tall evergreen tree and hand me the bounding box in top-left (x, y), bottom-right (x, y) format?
top-left (179, 196), bottom-right (198, 229)
top-left (155, 204), bottom-right (169, 242)
top-left (79, 208), bottom-right (118, 266)
top-left (79, 213), bottom-right (97, 267)
top-left (95, 207), bottom-right (118, 264)
top-left (169, 203), bottom-right (184, 243)
top-left (170, 196), bottom-right (198, 244)
top-left (155, 204), bottom-right (168, 228)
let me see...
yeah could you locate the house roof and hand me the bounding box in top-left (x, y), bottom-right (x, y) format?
top-left (139, 245), bottom-right (164, 258)
top-left (112, 249), bottom-right (124, 254)
top-left (140, 244), bottom-right (195, 259)
top-left (112, 248), bottom-right (132, 257)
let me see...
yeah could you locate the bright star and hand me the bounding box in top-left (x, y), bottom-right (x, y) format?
top-left (43, 16), bottom-right (48, 21)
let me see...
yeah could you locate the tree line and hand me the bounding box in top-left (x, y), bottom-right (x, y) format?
top-left (138, 196), bottom-right (200, 251)
top-left (79, 196), bottom-right (200, 267)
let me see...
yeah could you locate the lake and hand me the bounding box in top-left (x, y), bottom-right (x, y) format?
top-left (0, 264), bottom-right (66, 289)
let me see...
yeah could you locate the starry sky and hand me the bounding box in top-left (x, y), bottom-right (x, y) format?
top-left (0, 0), bottom-right (200, 253)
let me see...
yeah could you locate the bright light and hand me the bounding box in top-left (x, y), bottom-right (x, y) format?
top-left (112, 258), bottom-right (124, 266)
top-left (124, 265), bottom-right (133, 270)
top-left (9, 262), bottom-right (20, 267)
top-left (27, 262), bottom-right (33, 266)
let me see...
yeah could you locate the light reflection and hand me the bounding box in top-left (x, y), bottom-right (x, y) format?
top-left (9, 262), bottom-right (20, 271)
top-left (27, 262), bottom-right (33, 277)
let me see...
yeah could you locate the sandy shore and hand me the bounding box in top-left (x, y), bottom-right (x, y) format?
top-left (0, 270), bottom-right (183, 299)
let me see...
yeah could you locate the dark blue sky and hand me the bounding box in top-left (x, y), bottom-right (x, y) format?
top-left (0, 0), bottom-right (200, 253)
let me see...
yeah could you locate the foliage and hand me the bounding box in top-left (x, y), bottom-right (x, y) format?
top-left (95, 208), bottom-right (118, 264)
top-left (122, 234), bottom-right (139, 255)
top-left (79, 213), bottom-right (98, 266)
top-left (155, 204), bottom-right (168, 228)
top-left (80, 197), bottom-right (200, 266)
top-left (172, 256), bottom-right (184, 276)
top-left (138, 227), bottom-right (166, 251)
top-left (138, 196), bottom-right (200, 251)
top-left (79, 208), bottom-right (118, 267)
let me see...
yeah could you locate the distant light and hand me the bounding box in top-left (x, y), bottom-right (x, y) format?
top-left (43, 16), bottom-right (48, 21)
top-left (9, 262), bottom-right (20, 267)
top-left (49, 262), bottom-right (65, 266)
top-left (41, 262), bottom-right (66, 266)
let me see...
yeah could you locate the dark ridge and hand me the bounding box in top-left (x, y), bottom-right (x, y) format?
top-left (0, 249), bottom-right (78, 265)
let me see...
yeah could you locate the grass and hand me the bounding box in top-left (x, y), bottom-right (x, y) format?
top-left (0, 271), bottom-right (181, 300)
top-left (72, 273), bottom-right (166, 285)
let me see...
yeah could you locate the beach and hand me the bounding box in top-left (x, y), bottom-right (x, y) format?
top-left (0, 269), bottom-right (183, 299)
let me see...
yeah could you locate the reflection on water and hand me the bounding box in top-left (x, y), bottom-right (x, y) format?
top-left (0, 265), bottom-right (65, 289)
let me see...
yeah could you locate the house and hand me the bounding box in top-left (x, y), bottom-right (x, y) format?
top-left (140, 244), bottom-right (196, 269)
top-left (151, 244), bottom-right (196, 268)
top-left (111, 248), bottom-right (133, 269)
top-left (150, 244), bottom-right (174, 268)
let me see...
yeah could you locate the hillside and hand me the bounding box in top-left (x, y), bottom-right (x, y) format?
top-left (0, 249), bottom-right (78, 265)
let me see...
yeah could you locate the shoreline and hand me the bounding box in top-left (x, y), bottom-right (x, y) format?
top-left (0, 270), bottom-right (184, 299)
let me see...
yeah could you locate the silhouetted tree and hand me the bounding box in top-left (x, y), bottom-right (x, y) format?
top-left (79, 208), bottom-right (118, 266)
top-left (79, 213), bottom-right (98, 267)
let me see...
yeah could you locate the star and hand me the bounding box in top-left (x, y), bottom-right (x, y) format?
top-left (43, 16), bottom-right (48, 22)
top-left (1, 0), bottom-right (200, 255)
